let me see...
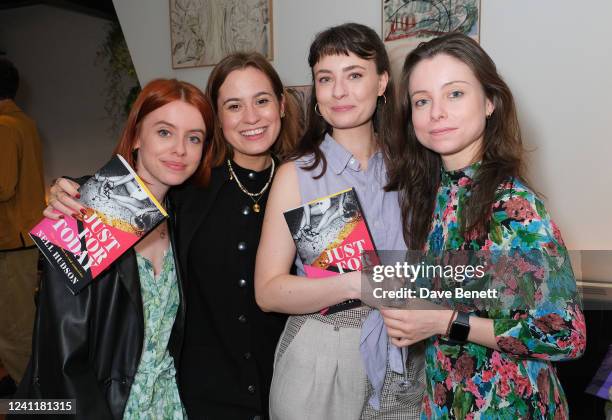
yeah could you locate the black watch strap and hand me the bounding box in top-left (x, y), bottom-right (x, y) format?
top-left (448, 311), bottom-right (470, 344)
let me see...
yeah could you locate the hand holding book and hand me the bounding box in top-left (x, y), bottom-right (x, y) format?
top-left (31, 155), bottom-right (168, 294)
top-left (45, 177), bottom-right (84, 220)
top-left (283, 187), bottom-right (378, 315)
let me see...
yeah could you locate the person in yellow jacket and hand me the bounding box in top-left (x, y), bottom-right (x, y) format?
top-left (0, 58), bottom-right (45, 387)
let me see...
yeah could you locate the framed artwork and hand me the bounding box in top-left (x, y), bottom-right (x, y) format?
top-left (286, 85), bottom-right (312, 122)
top-left (170, 0), bottom-right (273, 68)
top-left (382, 0), bottom-right (481, 78)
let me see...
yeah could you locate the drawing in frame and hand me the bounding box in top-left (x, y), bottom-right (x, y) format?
top-left (170, 0), bottom-right (273, 69)
top-left (382, 0), bottom-right (481, 78)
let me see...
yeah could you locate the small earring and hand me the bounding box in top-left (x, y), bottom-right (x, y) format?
top-left (379, 94), bottom-right (387, 105)
top-left (314, 103), bottom-right (322, 116)
top-left (280, 110), bottom-right (285, 118)
top-left (486, 112), bottom-right (492, 119)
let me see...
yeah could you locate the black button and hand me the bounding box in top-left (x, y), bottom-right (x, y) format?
top-left (243, 352), bottom-right (252, 360)
top-left (247, 384), bottom-right (256, 394)
top-left (237, 241), bottom-right (247, 251)
top-left (121, 377), bottom-right (128, 385)
top-left (238, 314), bottom-right (247, 323)
top-left (248, 172), bottom-right (256, 180)
top-left (242, 206), bottom-right (251, 216)
top-left (238, 278), bottom-right (247, 288)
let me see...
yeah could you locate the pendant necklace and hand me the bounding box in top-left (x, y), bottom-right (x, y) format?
top-left (227, 158), bottom-right (275, 213)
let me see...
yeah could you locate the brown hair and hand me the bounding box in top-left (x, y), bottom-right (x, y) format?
top-left (114, 78), bottom-right (215, 186)
top-left (290, 22), bottom-right (398, 178)
top-left (387, 32), bottom-right (526, 249)
top-left (205, 52), bottom-right (302, 166)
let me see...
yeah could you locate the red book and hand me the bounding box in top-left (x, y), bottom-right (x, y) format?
top-left (30, 155), bottom-right (167, 294)
top-left (284, 187), bottom-right (378, 315)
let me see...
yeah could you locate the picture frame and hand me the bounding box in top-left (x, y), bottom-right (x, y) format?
top-left (169, 0), bottom-right (273, 68)
top-left (382, 0), bottom-right (481, 78)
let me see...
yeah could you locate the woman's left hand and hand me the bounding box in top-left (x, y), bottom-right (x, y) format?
top-left (380, 307), bottom-right (453, 347)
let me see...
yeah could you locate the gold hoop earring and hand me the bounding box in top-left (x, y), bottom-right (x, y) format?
top-left (314, 103), bottom-right (322, 116)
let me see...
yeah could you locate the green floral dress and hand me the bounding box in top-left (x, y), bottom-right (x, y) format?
top-left (123, 248), bottom-right (185, 420)
top-left (420, 163), bottom-right (586, 420)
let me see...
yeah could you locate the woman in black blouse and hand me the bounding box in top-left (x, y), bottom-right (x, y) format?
top-left (173, 52), bottom-right (301, 419)
top-left (44, 52), bottom-right (302, 419)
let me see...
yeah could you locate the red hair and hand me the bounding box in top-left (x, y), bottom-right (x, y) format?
top-left (114, 78), bottom-right (215, 186)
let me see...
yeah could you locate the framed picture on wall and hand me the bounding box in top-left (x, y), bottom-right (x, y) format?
top-left (169, 0), bottom-right (273, 68)
top-left (382, 0), bottom-right (481, 78)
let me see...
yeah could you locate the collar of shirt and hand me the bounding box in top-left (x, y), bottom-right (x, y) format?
top-left (0, 99), bottom-right (22, 116)
top-left (321, 133), bottom-right (381, 175)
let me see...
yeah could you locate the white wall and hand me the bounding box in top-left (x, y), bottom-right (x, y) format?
top-left (114, 0), bottom-right (612, 255)
top-left (113, 0), bottom-right (380, 87)
top-left (0, 5), bottom-right (117, 188)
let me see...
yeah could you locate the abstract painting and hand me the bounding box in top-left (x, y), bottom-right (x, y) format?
top-left (170, 0), bottom-right (273, 68)
top-left (382, 0), bottom-right (480, 78)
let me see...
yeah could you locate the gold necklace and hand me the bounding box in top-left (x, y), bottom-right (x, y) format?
top-left (226, 158), bottom-right (275, 213)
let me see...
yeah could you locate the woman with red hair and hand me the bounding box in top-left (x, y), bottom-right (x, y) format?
top-left (16, 78), bottom-right (214, 420)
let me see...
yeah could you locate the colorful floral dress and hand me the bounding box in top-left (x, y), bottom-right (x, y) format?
top-left (123, 248), bottom-right (185, 420)
top-left (420, 163), bottom-right (586, 420)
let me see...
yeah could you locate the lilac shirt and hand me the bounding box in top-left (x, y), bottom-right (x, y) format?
top-left (294, 134), bottom-right (407, 410)
top-left (293, 133), bottom-right (406, 276)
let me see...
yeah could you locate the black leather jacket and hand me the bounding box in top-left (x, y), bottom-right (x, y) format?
top-left (15, 204), bottom-right (185, 420)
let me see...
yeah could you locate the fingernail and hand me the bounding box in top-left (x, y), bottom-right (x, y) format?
top-left (59, 215), bottom-right (65, 219)
top-left (80, 208), bottom-right (87, 215)
top-left (75, 193), bottom-right (81, 199)
top-left (72, 213), bottom-right (80, 220)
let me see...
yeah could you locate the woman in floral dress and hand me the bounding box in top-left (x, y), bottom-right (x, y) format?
top-left (381, 33), bottom-right (586, 419)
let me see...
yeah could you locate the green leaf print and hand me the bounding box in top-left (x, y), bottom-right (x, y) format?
top-left (452, 385), bottom-right (474, 420)
top-left (465, 343), bottom-right (488, 370)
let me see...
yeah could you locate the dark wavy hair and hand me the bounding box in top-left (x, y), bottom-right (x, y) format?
top-left (289, 22), bottom-right (398, 177)
top-left (206, 51), bottom-right (302, 166)
top-left (0, 58), bottom-right (19, 100)
top-left (387, 33), bottom-right (526, 249)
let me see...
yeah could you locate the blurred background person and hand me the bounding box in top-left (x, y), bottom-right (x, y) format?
top-left (0, 57), bottom-right (45, 394)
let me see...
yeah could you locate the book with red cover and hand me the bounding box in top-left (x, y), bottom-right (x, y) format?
top-left (30, 155), bottom-right (168, 294)
top-left (283, 187), bottom-right (378, 315)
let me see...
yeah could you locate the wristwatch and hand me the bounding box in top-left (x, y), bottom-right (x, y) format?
top-left (447, 311), bottom-right (470, 344)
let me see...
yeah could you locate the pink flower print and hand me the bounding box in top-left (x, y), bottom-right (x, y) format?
top-left (537, 369), bottom-right (550, 405)
top-left (423, 395), bottom-right (432, 417)
top-left (458, 177), bottom-right (471, 187)
top-left (491, 351), bottom-right (503, 369)
top-left (465, 378), bottom-right (481, 400)
top-left (551, 221), bottom-right (565, 246)
top-left (498, 378), bottom-right (511, 398)
top-left (481, 369), bottom-right (495, 382)
top-left (434, 382), bottom-right (447, 406)
top-left (534, 289), bottom-right (543, 301)
top-left (498, 336), bottom-right (529, 355)
top-left (503, 196), bottom-right (536, 221)
top-left (534, 313), bottom-right (565, 334)
top-left (515, 374), bottom-right (532, 397)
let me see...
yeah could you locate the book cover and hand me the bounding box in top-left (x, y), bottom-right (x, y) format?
top-left (30, 155), bottom-right (168, 294)
top-left (284, 187), bottom-right (378, 315)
